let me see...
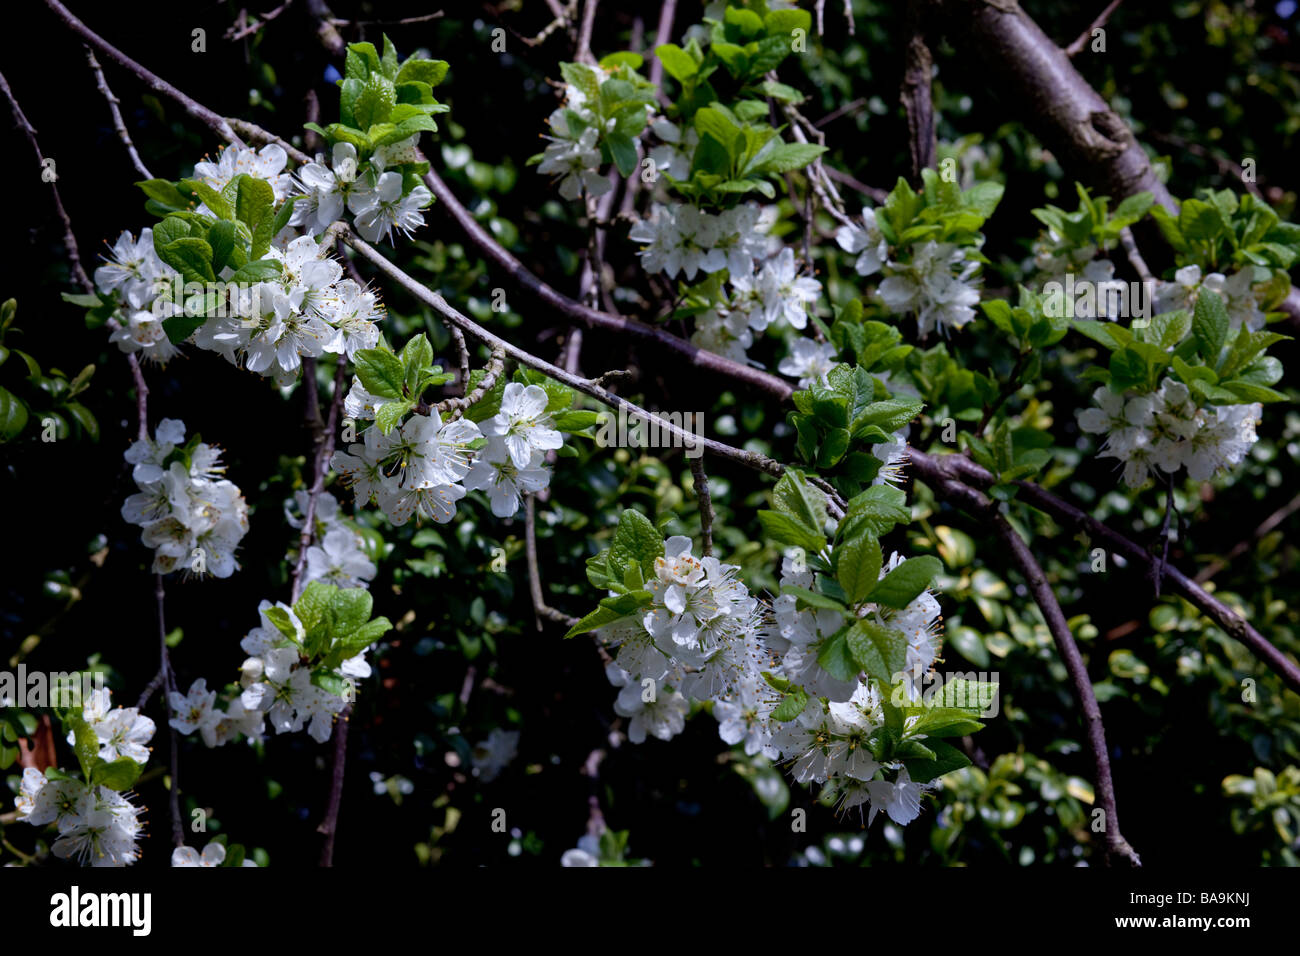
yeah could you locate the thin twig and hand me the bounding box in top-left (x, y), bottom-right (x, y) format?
top-left (317, 702), bottom-right (349, 865)
top-left (575, 0), bottom-right (599, 65)
top-left (225, 0), bottom-right (295, 43)
top-left (1118, 226), bottom-right (1153, 282)
top-left (86, 48), bottom-right (153, 180)
top-left (433, 345), bottom-right (505, 417)
top-left (155, 572), bottom-right (184, 848)
top-left (988, 511), bottom-right (1140, 866)
top-left (344, 226), bottom-right (785, 477)
top-left (1196, 491), bottom-right (1300, 584)
top-left (689, 457), bottom-right (714, 557)
top-left (901, 6), bottom-right (936, 186)
top-left (44, 0), bottom-right (245, 146)
top-left (1065, 0), bottom-right (1124, 58)
top-left (526, 494), bottom-right (579, 628)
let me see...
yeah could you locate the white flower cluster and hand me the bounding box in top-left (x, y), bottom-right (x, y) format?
top-left (95, 141), bottom-right (403, 383)
top-left (193, 142), bottom-right (294, 208)
top-left (95, 227), bottom-right (182, 365)
top-left (168, 677), bottom-right (263, 749)
top-left (172, 839), bottom-right (258, 867)
top-left (15, 688), bottom-right (151, 867)
top-left (286, 490), bottom-right (377, 590)
top-left (292, 139), bottom-right (433, 243)
top-left (595, 530), bottom-right (945, 827)
top-left (778, 338), bottom-right (839, 389)
top-left (333, 381), bottom-right (559, 524)
top-left (236, 599), bottom-right (371, 744)
top-left (645, 118), bottom-right (696, 181)
top-left (1154, 265), bottom-right (1266, 332)
top-left (629, 202), bottom-right (822, 363)
top-left (837, 209), bottom-right (983, 337)
top-left (630, 202), bottom-right (770, 281)
top-left (69, 688), bottom-right (156, 764)
top-left (168, 595), bottom-right (374, 749)
top-left (197, 234), bottom-right (384, 386)
top-left (535, 63), bottom-right (645, 200)
top-left (1030, 229), bottom-right (1104, 281)
top-left (1077, 380), bottom-right (1262, 488)
top-left (121, 418), bottom-right (249, 577)
top-left (697, 267), bottom-right (832, 360)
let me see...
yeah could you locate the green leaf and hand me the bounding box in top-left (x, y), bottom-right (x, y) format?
top-left (397, 58), bottom-right (450, 88)
top-left (655, 44), bottom-right (698, 83)
top-left (225, 259), bottom-right (283, 284)
top-left (845, 619), bottom-right (907, 684)
top-left (136, 178), bottom-right (192, 210)
top-left (606, 131), bottom-right (639, 177)
top-left (772, 470), bottom-right (828, 534)
top-left (356, 74), bottom-right (397, 130)
top-left (552, 409), bottom-right (601, 432)
top-left (851, 399), bottom-right (923, 436)
top-left (162, 313), bottom-right (206, 345)
top-left (157, 238), bottom-right (215, 284)
top-left (206, 220), bottom-right (238, 273)
top-left (0, 386), bottom-right (29, 441)
top-left (234, 176), bottom-right (276, 257)
top-left (871, 556), bottom-right (942, 609)
top-left (779, 584), bottom-right (848, 612)
top-left (763, 8), bottom-right (812, 35)
top-left (178, 179), bottom-right (233, 220)
top-left (91, 756), bottom-right (142, 792)
top-left (836, 532), bottom-right (882, 605)
top-left (607, 509), bottom-right (665, 581)
top-left (334, 617), bottom-right (392, 657)
top-left (750, 142), bottom-right (826, 176)
top-left (311, 671), bottom-right (349, 699)
top-left (900, 739), bottom-right (971, 782)
top-left (770, 687), bottom-right (809, 722)
top-left (1192, 289), bottom-right (1230, 366)
top-left (354, 348), bottom-right (406, 399)
top-left (816, 627), bottom-right (859, 682)
top-left (757, 510), bottom-right (826, 554)
top-left (565, 604), bottom-right (634, 639)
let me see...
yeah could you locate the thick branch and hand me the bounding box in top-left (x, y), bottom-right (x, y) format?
top-left (901, 12), bottom-right (935, 184)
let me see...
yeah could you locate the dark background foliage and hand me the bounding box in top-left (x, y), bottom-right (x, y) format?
top-left (2, 0), bottom-right (1299, 867)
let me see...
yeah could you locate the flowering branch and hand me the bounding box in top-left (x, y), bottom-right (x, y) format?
top-left (341, 227), bottom-right (788, 478)
top-left (3, 55), bottom-right (189, 853)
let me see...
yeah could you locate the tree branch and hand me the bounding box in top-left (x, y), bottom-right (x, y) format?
top-left (526, 494), bottom-right (579, 628)
top-left (689, 457), bottom-right (714, 557)
top-left (909, 448), bottom-right (1300, 695)
top-left (916, 458), bottom-right (1140, 863)
top-left (44, 0), bottom-right (245, 147)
